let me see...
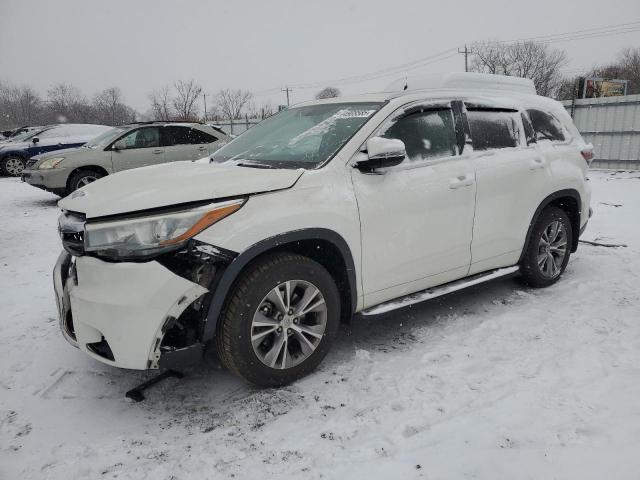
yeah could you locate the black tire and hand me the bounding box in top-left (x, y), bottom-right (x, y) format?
top-left (1, 155), bottom-right (26, 176)
top-left (67, 169), bottom-right (105, 193)
top-left (216, 252), bottom-right (340, 387)
top-left (520, 206), bottom-right (572, 288)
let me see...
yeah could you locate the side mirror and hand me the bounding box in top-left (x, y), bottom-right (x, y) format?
top-left (112, 139), bottom-right (127, 151)
top-left (32, 137), bottom-right (39, 144)
top-left (355, 137), bottom-right (406, 171)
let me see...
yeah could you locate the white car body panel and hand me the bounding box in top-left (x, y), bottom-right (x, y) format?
top-left (69, 256), bottom-right (207, 369)
top-left (58, 162), bottom-right (304, 218)
top-left (351, 155), bottom-right (476, 308)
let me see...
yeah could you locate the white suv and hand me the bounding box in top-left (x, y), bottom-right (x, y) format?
top-left (54, 73), bottom-right (592, 387)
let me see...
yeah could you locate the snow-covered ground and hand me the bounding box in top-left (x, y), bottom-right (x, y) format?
top-left (1, 171), bottom-right (639, 479)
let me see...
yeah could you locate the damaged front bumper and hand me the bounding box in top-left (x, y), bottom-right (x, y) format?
top-left (53, 242), bottom-right (234, 370)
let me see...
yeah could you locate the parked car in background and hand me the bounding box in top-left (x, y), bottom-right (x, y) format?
top-left (0, 124), bottom-right (111, 176)
top-left (0, 126), bottom-right (45, 143)
top-left (22, 121), bottom-right (230, 196)
top-left (53, 73), bottom-right (592, 387)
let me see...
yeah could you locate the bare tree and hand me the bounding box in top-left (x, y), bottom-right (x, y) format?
top-left (591, 47), bottom-right (640, 95)
top-left (172, 79), bottom-right (202, 121)
top-left (470, 41), bottom-right (567, 97)
top-left (46, 83), bottom-right (92, 123)
top-left (0, 82), bottom-right (43, 127)
top-left (148, 85), bottom-right (173, 121)
top-left (93, 87), bottom-right (134, 125)
top-left (315, 87), bottom-right (341, 99)
top-left (215, 88), bottom-right (253, 120)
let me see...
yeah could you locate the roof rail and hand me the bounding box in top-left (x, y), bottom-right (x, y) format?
top-left (127, 120), bottom-right (204, 125)
top-left (386, 72), bottom-right (537, 95)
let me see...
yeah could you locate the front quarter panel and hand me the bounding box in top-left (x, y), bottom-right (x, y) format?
top-left (194, 165), bottom-right (363, 308)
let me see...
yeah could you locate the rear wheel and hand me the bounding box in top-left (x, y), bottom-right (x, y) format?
top-left (520, 206), bottom-right (572, 287)
top-left (1, 155), bottom-right (26, 176)
top-left (216, 253), bottom-right (340, 387)
top-left (68, 169), bottom-right (104, 193)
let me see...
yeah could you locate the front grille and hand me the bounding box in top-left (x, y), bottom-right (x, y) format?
top-left (58, 211), bottom-right (86, 256)
top-left (26, 158), bottom-right (38, 168)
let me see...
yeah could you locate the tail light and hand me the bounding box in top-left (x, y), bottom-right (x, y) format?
top-left (581, 144), bottom-right (594, 165)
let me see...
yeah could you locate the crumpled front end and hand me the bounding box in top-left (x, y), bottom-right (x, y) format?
top-left (53, 241), bottom-right (235, 370)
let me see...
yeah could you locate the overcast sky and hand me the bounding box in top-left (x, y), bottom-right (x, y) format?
top-left (1, 0), bottom-right (639, 113)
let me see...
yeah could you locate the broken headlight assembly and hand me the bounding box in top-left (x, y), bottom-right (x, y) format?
top-left (84, 198), bottom-right (245, 260)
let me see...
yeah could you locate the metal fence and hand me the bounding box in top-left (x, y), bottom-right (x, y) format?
top-left (562, 94), bottom-right (640, 170)
top-left (212, 118), bottom-right (262, 136)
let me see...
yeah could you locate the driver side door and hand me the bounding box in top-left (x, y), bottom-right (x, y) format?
top-left (351, 102), bottom-right (476, 308)
top-left (111, 127), bottom-right (165, 172)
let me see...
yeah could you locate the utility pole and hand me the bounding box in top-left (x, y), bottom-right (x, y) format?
top-left (202, 94), bottom-right (208, 122)
top-left (458, 45), bottom-right (473, 72)
top-left (281, 86), bottom-right (292, 107)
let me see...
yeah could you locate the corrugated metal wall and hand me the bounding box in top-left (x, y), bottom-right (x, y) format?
top-left (562, 94), bottom-right (640, 170)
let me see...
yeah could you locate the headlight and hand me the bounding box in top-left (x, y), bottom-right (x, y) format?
top-left (38, 157), bottom-right (65, 169)
top-left (84, 199), bottom-right (245, 259)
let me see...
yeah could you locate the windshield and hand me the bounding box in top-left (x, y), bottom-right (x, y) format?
top-left (5, 128), bottom-right (47, 143)
top-left (84, 127), bottom-right (127, 148)
top-left (211, 102), bottom-right (382, 169)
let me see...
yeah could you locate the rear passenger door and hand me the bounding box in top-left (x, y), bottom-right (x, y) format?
top-left (466, 104), bottom-right (552, 274)
top-left (162, 126), bottom-right (211, 162)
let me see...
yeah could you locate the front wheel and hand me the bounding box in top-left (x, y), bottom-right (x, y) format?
top-left (68, 169), bottom-right (104, 193)
top-left (216, 253), bottom-right (340, 387)
top-left (520, 206), bottom-right (572, 287)
top-left (1, 155), bottom-right (26, 176)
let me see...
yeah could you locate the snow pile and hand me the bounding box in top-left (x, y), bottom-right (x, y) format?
top-left (1, 171), bottom-right (639, 479)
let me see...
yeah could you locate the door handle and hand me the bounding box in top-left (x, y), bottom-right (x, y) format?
top-left (529, 157), bottom-right (546, 170)
top-left (197, 146), bottom-right (207, 151)
top-left (449, 174), bottom-right (474, 189)
top-left (152, 149), bottom-right (163, 154)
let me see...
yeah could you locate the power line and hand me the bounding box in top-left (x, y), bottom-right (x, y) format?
top-left (253, 20), bottom-right (640, 98)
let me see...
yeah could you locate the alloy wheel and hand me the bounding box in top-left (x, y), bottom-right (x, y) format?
top-left (537, 220), bottom-right (567, 279)
top-left (251, 280), bottom-right (327, 370)
top-left (5, 157), bottom-right (24, 176)
top-left (76, 176), bottom-right (98, 188)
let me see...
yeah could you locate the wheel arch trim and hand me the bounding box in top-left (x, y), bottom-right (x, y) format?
top-left (202, 228), bottom-right (358, 341)
top-left (518, 188), bottom-right (582, 263)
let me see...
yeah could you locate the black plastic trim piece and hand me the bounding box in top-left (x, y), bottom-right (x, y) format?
top-left (518, 189), bottom-right (582, 263)
top-left (202, 228), bottom-right (358, 341)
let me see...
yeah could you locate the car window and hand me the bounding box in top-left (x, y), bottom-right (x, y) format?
top-left (526, 109), bottom-right (566, 143)
top-left (521, 112), bottom-right (536, 145)
top-left (467, 109), bottom-right (521, 151)
top-left (210, 103), bottom-right (381, 169)
top-left (119, 127), bottom-right (161, 149)
top-left (163, 126), bottom-right (191, 146)
top-left (189, 128), bottom-right (217, 144)
top-left (380, 109), bottom-right (457, 162)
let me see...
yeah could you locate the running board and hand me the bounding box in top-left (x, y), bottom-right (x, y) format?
top-left (361, 266), bottom-right (520, 316)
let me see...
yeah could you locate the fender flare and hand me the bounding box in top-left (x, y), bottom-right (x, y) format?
top-left (518, 189), bottom-right (582, 263)
top-left (202, 228), bottom-right (358, 341)
top-left (0, 149), bottom-right (28, 161)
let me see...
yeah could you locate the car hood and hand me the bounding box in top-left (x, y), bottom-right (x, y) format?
top-left (58, 161), bottom-right (305, 218)
top-left (29, 147), bottom-right (88, 166)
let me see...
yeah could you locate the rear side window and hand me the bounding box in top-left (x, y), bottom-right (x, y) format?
top-left (164, 126), bottom-right (218, 145)
top-left (380, 109), bottom-right (457, 162)
top-left (189, 128), bottom-right (217, 144)
top-left (526, 109), bottom-right (565, 142)
top-left (164, 126), bottom-right (191, 145)
top-left (467, 109), bottom-right (521, 151)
